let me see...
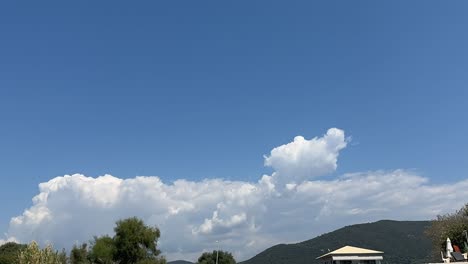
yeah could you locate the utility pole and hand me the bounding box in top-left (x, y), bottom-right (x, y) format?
top-left (216, 240), bottom-right (219, 264)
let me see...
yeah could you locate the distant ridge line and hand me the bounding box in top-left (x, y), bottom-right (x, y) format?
top-left (240, 220), bottom-right (433, 264)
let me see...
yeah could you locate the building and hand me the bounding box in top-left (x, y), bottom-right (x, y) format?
top-left (316, 245), bottom-right (384, 264)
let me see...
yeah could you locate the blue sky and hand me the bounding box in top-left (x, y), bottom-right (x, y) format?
top-left (1, 1), bottom-right (468, 259)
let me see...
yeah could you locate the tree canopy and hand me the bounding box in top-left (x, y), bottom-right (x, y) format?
top-left (0, 242), bottom-right (27, 264)
top-left (0, 217), bottom-right (166, 264)
top-left (197, 250), bottom-right (236, 264)
top-left (88, 236), bottom-right (115, 264)
top-left (113, 217), bottom-right (165, 264)
top-left (426, 203), bottom-right (468, 256)
top-left (70, 243), bottom-right (89, 264)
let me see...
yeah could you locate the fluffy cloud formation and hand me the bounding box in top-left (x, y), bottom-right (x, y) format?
top-left (265, 128), bottom-right (347, 183)
top-left (3, 128), bottom-right (468, 261)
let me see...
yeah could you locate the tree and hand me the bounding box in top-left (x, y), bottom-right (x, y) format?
top-left (113, 217), bottom-right (165, 264)
top-left (89, 236), bottom-right (115, 264)
top-left (0, 242), bottom-right (27, 264)
top-left (196, 250), bottom-right (236, 264)
top-left (18, 241), bottom-right (64, 264)
top-left (426, 203), bottom-right (468, 257)
top-left (70, 243), bottom-right (89, 264)
top-left (58, 248), bottom-right (68, 264)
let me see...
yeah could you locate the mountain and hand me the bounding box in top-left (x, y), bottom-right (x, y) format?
top-left (241, 220), bottom-right (434, 264)
top-left (168, 260), bottom-right (194, 264)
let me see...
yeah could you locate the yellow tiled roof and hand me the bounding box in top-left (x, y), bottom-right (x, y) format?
top-left (317, 246), bottom-right (384, 259)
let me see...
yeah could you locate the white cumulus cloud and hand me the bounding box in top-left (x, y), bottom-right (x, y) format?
top-left (264, 128), bottom-right (348, 184)
top-left (2, 128), bottom-right (468, 261)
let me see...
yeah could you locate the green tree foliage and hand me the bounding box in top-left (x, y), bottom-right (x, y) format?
top-left (197, 250), bottom-right (236, 264)
top-left (18, 241), bottom-right (65, 264)
top-left (426, 203), bottom-right (468, 256)
top-left (0, 242), bottom-right (27, 264)
top-left (0, 217), bottom-right (166, 264)
top-left (113, 217), bottom-right (165, 264)
top-left (88, 236), bottom-right (115, 264)
top-left (58, 248), bottom-right (68, 264)
top-left (70, 243), bottom-right (90, 264)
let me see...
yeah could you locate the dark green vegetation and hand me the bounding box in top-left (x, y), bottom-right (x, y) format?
top-left (70, 217), bottom-right (166, 264)
top-left (0, 217), bottom-right (166, 264)
top-left (113, 217), bottom-right (164, 264)
top-left (70, 243), bottom-right (90, 263)
top-left (167, 261), bottom-right (194, 264)
top-left (426, 203), bottom-right (468, 259)
top-left (241, 220), bottom-right (433, 264)
top-left (88, 236), bottom-right (115, 264)
top-left (196, 251), bottom-right (236, 264)
top-left (0, 242), bottom-right (26, 264)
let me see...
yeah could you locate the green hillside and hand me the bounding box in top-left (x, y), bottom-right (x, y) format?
top-left (168, 260), bottom-right (194, 264)
top-left (241, 220), bottom-right (433, 264)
